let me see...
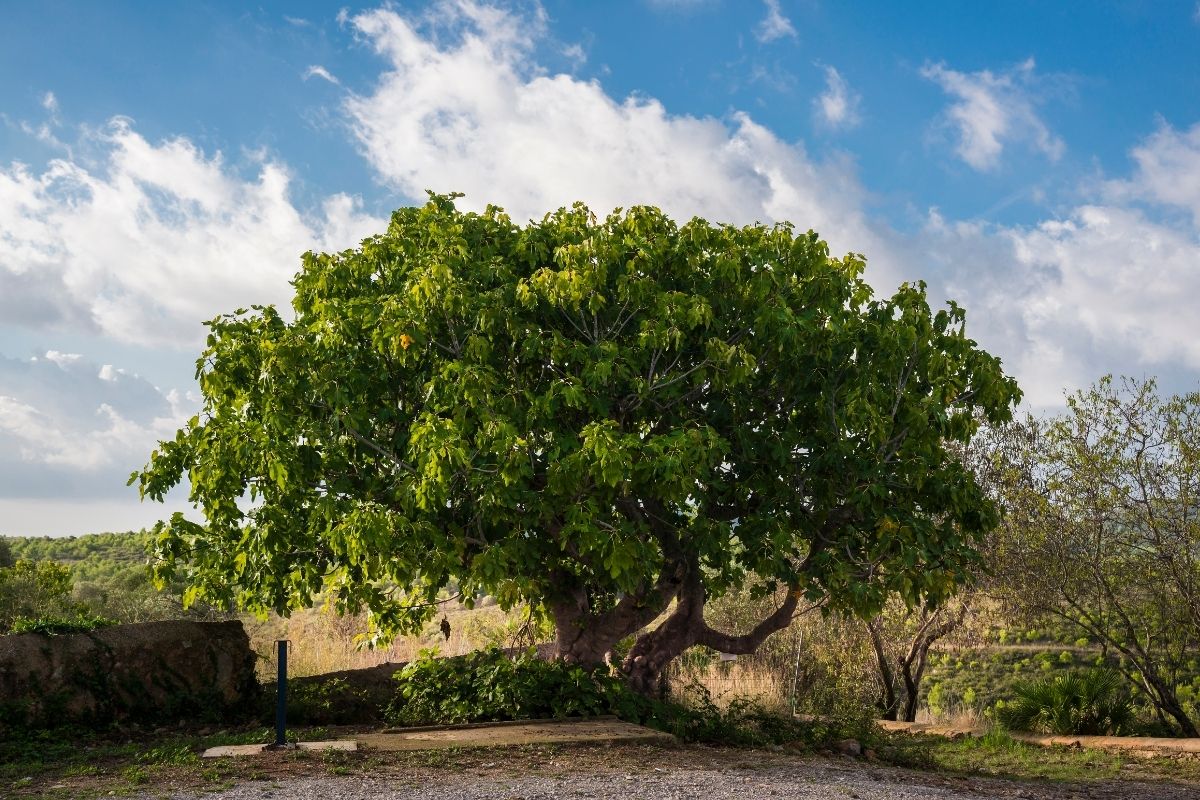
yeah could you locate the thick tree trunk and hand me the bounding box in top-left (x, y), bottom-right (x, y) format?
top-left (552, 497), bottom-right (810, 695)
top-left (550, 599), bottom-right (619, 666)
top-left (549, 557), bottom-right (689, 669)
top-left (621, 568), bottom-right (803, 695)
top-left (621, 570), bottom-right (706, 695)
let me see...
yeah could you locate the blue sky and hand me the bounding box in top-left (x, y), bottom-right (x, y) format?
top-left (1, 0), bottom-right (1199, 536)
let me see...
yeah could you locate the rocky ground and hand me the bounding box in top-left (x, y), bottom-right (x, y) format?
top-left (112, 743), bottom-right (1200, 800)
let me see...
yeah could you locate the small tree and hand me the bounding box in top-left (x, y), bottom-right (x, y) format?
top-left (991, 377), bottom-right (1200, 736)
top-left (134, 194), bottom-right (1020, 691)
top-left (865, 596), bottom-right (971, 722)
top-left (0, 559), bottom-right (85, 633)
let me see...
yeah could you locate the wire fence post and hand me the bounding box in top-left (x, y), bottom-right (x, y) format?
top-left (789, 631), bottom-right (804, 715)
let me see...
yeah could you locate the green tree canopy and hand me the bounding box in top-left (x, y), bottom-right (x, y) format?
top-left (0, 559), bottom-right (81, 633)
top-left (134, 194), bottom-right (1020, 689)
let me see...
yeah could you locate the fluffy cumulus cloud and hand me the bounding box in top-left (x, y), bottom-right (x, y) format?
top-left (0, 111), bottom-right (383, 533)
top-left (921, 58), bottom-right (1064, 171)
top-left (343, 1), bottom-right (894, 280)
top-left (0, 119), bottom-right (384, 347)
top-left (3, 0), bottom-right (1200, 533)
top-left (0, 351), bottom-right (189, 497)
top-left (813, 65), bottom-right (861, 130)
top-left (923, 121), bottom-right (1200, 406)
top-left (341, 1), bottom-right (1200, 409)
top-left (1106, 121), bottom-right (1200, 226)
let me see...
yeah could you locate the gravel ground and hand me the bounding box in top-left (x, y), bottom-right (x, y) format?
top-left (135, 752), bottom-right (1200, 800)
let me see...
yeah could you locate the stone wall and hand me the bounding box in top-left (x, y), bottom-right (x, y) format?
top-left (0, 619), bottom-right (260, 728)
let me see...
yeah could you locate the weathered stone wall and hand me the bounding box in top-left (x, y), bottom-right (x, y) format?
top-left (0, 620), bottom-right (260, 728)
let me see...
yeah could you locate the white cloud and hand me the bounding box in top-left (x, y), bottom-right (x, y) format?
top-left (918, 120), bottom-right (1200, 407)
top-left (0, 118), bottom-right (384, 347)
top-left (43, 350), bottom-right (82, 368)
top-left (41, 92), bottom-right (59, 113)
top-left (343, 2), bottom-right (890, 280)
top-left (755, 0), bottom-right (796, 43)
top-left (924, 202), bottom-right (1200, 407)
top-left (813, 65), bottom-right (860, 130)
top-left (304, 65), bottom-right (341, 85)
top-left (921, 58), bottom-right (1064, 171)
top-left (342, 0), bottom-right (1200, 412)
top-left (561, 42), bottom-right (586, 69)
top-left (0, 351), bottom-right (191, 488)
top-left (1106, 120), bottom-right (1200, 226)
top-left (0, 342), bottom-right (193, 533)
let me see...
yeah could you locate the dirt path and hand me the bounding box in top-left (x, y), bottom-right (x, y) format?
top-left (119, 743), bottom-right (1200, 800)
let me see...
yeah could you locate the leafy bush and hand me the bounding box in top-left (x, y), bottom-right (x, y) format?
top-left (386, 647), bottom-right (630, 726)
top-left (8, 612), bottom-right (116, 635)
top-left (385, 646), bottom-right (869, 750)
top-left (998, 669), bottom-right (1134, 735)
top-left (0, 560), bottom-right (94, 633)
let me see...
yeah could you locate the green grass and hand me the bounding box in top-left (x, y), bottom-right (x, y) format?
top-left (885, 728), bottom-right (1200, 785)
top-left (0, 725), bottom-right (272, 789)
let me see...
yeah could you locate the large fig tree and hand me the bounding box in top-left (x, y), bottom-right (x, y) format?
top-left (134, 194), bottom-right (1020, 691)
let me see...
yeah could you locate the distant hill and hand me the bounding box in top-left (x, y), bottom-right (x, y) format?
top-left (7, 531), bottom-right (151, 583)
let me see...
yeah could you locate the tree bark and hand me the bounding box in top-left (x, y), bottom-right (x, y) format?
top-left (866, 618), bottom-right (900, 721)
top-left (621, 566), bottom-right (804, 695)
top-left (621, 568), bottom-right (706, 695)
top-left (549, 551), bottom-right (689, 668)
top-left (1140, 663), bottom-right (1200, 738)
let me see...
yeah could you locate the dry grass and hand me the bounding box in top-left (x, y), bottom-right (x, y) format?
top-left (918, 703), bottom-right (984, 727)
top-left (243, 601), bottom-right (515, 679)
top-left (669, 656), bottom-right (791, 710)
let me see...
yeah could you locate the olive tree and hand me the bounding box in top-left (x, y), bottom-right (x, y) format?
top-left (991, 377), bottom-right (1200, 736)
top-left (133, 194), bottom-right (1020, 691)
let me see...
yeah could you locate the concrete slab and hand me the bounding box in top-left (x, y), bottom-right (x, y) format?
top-left (355, 718), bottom-right (676, 751)
top-left (202, 740), bottom-right (358, 758)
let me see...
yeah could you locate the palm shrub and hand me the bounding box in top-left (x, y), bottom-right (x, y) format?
top-left (998, 668), bottom-right (1133, 735)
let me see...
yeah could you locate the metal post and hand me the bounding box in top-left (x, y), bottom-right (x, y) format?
top-left (789, 632), bottom-right (804, 716)
top-left (273, 640), bottom-right (288, 748)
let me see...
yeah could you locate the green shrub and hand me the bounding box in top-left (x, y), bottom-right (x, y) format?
top-left (386, 647), bottom-right (629, 726)
top-left (385, 646), bottom-right (861, 749)
top-left (0, 560), bottom-right (89, 633)
top-left (8, 612), bottom-right (116, 635)
top-left (997, 669), bottom-right (1133, 735)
